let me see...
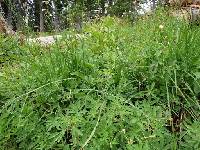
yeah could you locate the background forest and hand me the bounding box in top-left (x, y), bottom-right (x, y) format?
top-left (0, 0), bottom-right (161, 33)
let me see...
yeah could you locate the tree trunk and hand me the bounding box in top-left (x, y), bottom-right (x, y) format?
top-left (13, 0), bottom-right (26, 31)
top-left (23, 1), bottom-right (29, 27)
top-left (100, 0), bottom-right (105, 15)
top-left (34, 0), bottom-right (40, 31)
top-left (39, 1), bottom-right (44, 32)
top-left (0, 1), bottom-right (4, 16)
top-left (152, 0), bottom-right (156, 10)
top-left (2, 1), bottom-right (14, 29)
top-left (0, 15), bottom-right (15, 35)
top-left (51, 0), bottom-right (60, 32)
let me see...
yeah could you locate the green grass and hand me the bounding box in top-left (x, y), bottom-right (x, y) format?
top-left (0, 9), bottom-right (200, 149)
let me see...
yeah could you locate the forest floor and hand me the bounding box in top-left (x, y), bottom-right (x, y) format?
top-left (0, 9), bottom-right (200, 149)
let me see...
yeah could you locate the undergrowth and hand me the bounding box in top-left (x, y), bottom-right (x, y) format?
top-left (0, 9), bottom-right (200, 149)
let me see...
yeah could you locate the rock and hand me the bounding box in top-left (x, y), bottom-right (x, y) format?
top-left (27, 35), bottom-right (62, 46)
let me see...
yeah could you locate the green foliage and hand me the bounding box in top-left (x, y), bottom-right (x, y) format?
top-left (0, 35), bottom-right (22, 65)
top-left (0, 10), bottom-right (200, 149)
top-left (180, 121), bottom-right (200, 149)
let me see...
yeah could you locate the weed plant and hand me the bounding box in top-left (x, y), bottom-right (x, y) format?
top-left (0, 9), bottom-right (200, 149)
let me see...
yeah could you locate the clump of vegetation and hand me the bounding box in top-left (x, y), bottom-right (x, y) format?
top-left (0, 10), bottom-right (200, 149)
top-left (0, 35), bottom-right (22, 65)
